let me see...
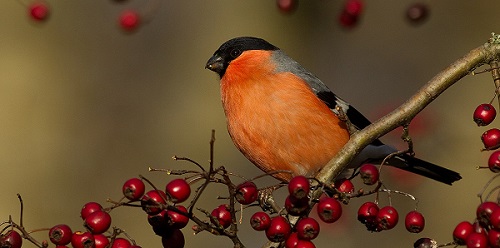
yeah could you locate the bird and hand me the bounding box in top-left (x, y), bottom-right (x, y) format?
top-left (205, 36), bottom-right (461, 185)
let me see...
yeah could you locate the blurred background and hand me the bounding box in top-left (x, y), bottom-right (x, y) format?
top-left (0, 0), bottom-right (499, 247)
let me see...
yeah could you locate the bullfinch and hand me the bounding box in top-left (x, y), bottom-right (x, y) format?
top-left (205, 36), bottom-right (461, 185)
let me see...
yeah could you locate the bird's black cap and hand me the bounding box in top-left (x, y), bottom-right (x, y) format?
top-left (205, 37), bottom-right (279, 77)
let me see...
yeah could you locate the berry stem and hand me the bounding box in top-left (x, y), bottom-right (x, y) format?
top-left (477, 173), bottom-right (500, 202)
top-left (489, 61), bottom-right (500, 109)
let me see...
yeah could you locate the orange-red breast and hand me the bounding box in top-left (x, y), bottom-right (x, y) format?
top-left (205, 37), bottom-right (461, 184)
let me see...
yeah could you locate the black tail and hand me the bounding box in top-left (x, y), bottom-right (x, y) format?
top-left (385, 154), bottom-right (461, 185)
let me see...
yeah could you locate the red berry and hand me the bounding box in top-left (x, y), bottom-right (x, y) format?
top-left (123, 178), bottom-right (145, 201)
top-left (339, 11), bottom-right (359, 28)
top-left (111, 238), bottom-right (131, 248)
top-left (359, 163), bottom-right (379, 185)
top-left (148, 210), bottom-right (169, 228)
top-left (406, 3), bottom-right (429, 25)
top-left (93, 234), bottom-right (110, 248)
top-left (474, 104), bottom-right (497, 126)
top-left (376, 206), bottom-right (399, 230)
top-left (49, 224), bottom-right (73, 245)
top-left (288, 176), bottom-right (310, 199)
top-left (211, 204), bottom-right (232, 229)
top-left (482, 128), bottom-right (500, 150)
top-left (235, 181), bottom-right (258, 205)
top-left (84, 211), bottom-right (112, 234)
top-left (488, 151), bottom-right (500, 173)
top-left (161, 229), bottom-right (185, 248)
top-left (357, 201), bottom-right (379, 231)
top-left (71, 231), bottom-right (95, 248)
top-left (344, 0), bottom-right (363, 16)
top-left (167, 205), bottom-right (189, 229)
top-left (0, 230), bottom-right (22, 248)
top-left (29, 2), bottom-right (50, 21)
top-left (81, 202), bottom-right (103, 220)
top-left (166, 179), bottom-right (191, 203)
top-left (405, 210), bottom-right (425, 233)
top-left (285, 195), bottom-right (310, 216)
top-left (141, 190), bottom-right (168, 215)
top-left (295, 217), bottom-right (320, 241)
top-left (316, 197), bottom-right (342, 223)
top-left (466, 232), bottom-right (489, 248)
top-left (265, 216), bottom-right (291, 242)
top-left (296, 240), bottom-right (316, 248)
top-left (285, 232), bottom-right (299, 248)
top-left (489, 229), bottom-right (500, 248)
top-left (276, 0), bottom-right (297, 14)
top-left (413, 238), bottom-right (437, 248)
top-left (477, 201), bottom-right (500, 227)
top-left (453, 221), bottom-right (474, 245)
top-left (491, 208), bottom-right (500, 230)
top-left (119, 10), bottom-right (140, 32)
top-left (250, 211), bottom-right (271, 231)
top-left (334, 178), bottom-right (354, 194)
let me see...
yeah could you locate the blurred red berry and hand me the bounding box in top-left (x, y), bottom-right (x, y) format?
top-left (29, 2), bottom-right (49, 21)
top-left (250, 211), bottom-right (271, 231)
top-left (166, 179), bottom-right (191, 203)
top-left (453, 221), bottom-right (474, 245)
top-left (482, 128), bottom-right (500, 150)
top-left (376, 206), bottom-right (399, 230)
top-left (119, 10), bottom-right (140, 32)
top-left (235, 181), bottom-right (258, 205)
top-left (266, 216), bottom-right (291, 242)
top-left (123, 178), bottom-right (145, 201)
top-left (359, 163), bottom-right (379, 185)
top-left (344, 0), bottom-right (363, 15)
top-left (81, 202), bottom-right (103, 220)
top-left (474, 103), bottom-right (497, 126)
top-left (288, 176), bottom-right (310, 199)
top-left (406, 3), bottom-right (429, 25)
top-left (316, 197), bottom-right (342, 223)
top-left (276, 0), bottom-right (297, 14)
top-left (405, 210), bottom-right (425, 233)
top-left (49, 224), bottom-right (73, 245)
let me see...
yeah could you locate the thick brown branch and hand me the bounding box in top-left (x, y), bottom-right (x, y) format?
top-left (316, 40), bottom-right (500, 184)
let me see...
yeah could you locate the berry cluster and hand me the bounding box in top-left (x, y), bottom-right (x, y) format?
top-left (239, 163), bottom-right (426, 248)
top-left (0, 196), bottom-right (142, 248)
top-left (22, 0), bottom-right (144, 32)
top-left (413, 73), bottom-right (500, 247)
top-left (275, 0), bottom-right (430, 29)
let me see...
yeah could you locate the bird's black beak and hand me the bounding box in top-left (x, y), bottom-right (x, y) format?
top-left (205, 54), bottom-right (224, 75)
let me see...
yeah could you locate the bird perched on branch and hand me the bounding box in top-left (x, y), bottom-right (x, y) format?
top-left (205, 36), bottom-right (461, 185)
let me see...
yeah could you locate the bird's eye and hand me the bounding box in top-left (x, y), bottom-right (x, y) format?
top-left (230, 49), bottom-right (242, 58)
